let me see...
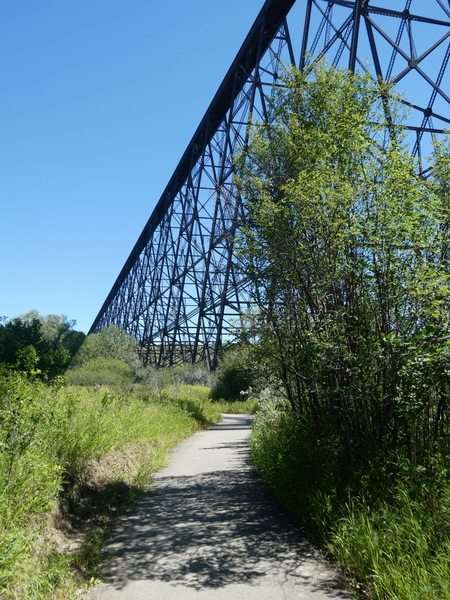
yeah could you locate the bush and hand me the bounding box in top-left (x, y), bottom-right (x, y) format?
top-left (70, 324), bottom-right (141, 374)
top-left (0, 313), bottom-right (84, 380)
top-left (250, 387), bottom-right (450, 600)
top-left (171, 364), bottom-right (217, 387)
top-left (250, 385), bottom-right (341, 532)
top-left (210, 347), bottom-right (256, 401)
top-left (65, 357), bottom-right (134, 386)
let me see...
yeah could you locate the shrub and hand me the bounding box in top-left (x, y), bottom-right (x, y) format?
top-left (70, 324), bottom-right (141, 373)
top-left (210, 347), bottom-right (256, 401)
top-left (250, 385), bottom-right (341, 532)
top-left (0, 313), bottom-right (84, 380)
top-left (250, 385), bottom-right (450, 600)
top-left (172, 364), bottom-right (217, 387)
top-left (65, 357), bottom-right (134, 386)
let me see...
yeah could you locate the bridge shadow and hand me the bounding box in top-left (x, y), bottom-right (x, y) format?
top-left (100, 458), bottom-right (348, 596)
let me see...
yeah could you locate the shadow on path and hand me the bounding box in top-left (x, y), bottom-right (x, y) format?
top-left (99, 429), bottom-right (348, 597)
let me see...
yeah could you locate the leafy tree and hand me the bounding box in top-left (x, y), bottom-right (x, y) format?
top-left (0, 312), bottom-right (85, 379)
top-left (235, 62), bottom-right (450, 471)
top-left (0, 317), bottom-right (43, 369)
top-left (19, 311), bottom-right (85, 352)
top-left (210, 346), bottom-right (257, 401)
top-left (70, 324), bottom-right (141, 373)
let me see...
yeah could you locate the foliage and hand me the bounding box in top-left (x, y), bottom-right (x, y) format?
top-left (0, 371), bottom-right (220, 599)
top-left (236, 62), bottom-right (450, 472)
top-left (250, 385), bottom-right (340, 531)
top-left (142, 384), bottom-right (220, 426)
top-left (70, 324), bottom-right (141, 373)
top-left (250, 395), bottom-right (450, 600)
top-left (211, 397), bottom-right (259, 414)
top-left (238, 62), bottom-right (450, 598)
top-left (0, 373), bottom-right (70, 598)
top-left (210, 346), bottom-right (257, 401)
top-left (169, 363), bottom-right (217, 387)
top-left (0, 312), bottom-right (85, 380)
top-left (138, 382), bottom-right (257, 421)
top-left (329, 491), bottom-right (450, 600)
top-left (135, 362), bottom-right (217, 389)
top-left (19, 311), bottom-right (85, 353)
top-left (65, 357), bottom-right (134, 386)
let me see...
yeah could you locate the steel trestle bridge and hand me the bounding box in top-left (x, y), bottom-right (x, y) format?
top-left (90, 0), bottom-right (450, 368)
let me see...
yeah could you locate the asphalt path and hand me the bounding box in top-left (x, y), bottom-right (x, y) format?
top-left (90, 414), bottom-right (350, 600)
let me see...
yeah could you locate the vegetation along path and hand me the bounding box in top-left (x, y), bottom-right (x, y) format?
top-left (90, 414), bottom-right (349, 600)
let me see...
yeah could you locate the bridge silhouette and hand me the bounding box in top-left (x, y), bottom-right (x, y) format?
top-left (90, 0), bottom-right (450, 368)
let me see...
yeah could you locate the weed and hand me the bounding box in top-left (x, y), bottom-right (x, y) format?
top-left (0, 374), bottom-right (220, 599)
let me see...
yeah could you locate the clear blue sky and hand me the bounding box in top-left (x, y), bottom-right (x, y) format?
top-left (1, 1), bottom-right (447, 334)
top-left (0, 0), bottom-right (265, 333)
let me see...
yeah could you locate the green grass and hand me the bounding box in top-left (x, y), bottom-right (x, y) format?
top-left (327, 483), bottom-right (450, 600)
top-left (0, 374), bottom-right (224, 599)
top-left (249, 391), bottom-right (450, 600)
top-left (134, 383), bottom-right (258, 420)
top-left (211, 398), bottom-right (259, 414)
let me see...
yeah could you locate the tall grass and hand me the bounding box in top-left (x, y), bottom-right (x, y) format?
top-left (0, 373), bottom-right (220, 599)
top-left (57, 386), bottom-right (199, 477)
top-left (250, 389), bottom-right (450, 600)
top-left (134, 383), bottom-right (258, 419)
top-left (330, 497), bottom-right (450, 599)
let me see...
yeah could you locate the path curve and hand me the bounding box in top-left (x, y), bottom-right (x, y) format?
top-left (90, 414), bottom-right (349, 600)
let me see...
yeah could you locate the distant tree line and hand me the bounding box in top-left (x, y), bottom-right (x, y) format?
top-left (0, 311), bottom-right (148, 385)
top-left (0, 311), bottom-right (85, 379)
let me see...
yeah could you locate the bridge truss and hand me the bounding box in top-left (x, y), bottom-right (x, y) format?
top-left (90, 0), bottom-right (450, 368)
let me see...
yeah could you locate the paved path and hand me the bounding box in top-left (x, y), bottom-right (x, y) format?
top-left (90, 414), bottom-right (349, 600)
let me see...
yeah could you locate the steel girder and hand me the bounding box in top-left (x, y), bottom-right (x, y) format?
top-left (90, 0), bottom-right (450, 368)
